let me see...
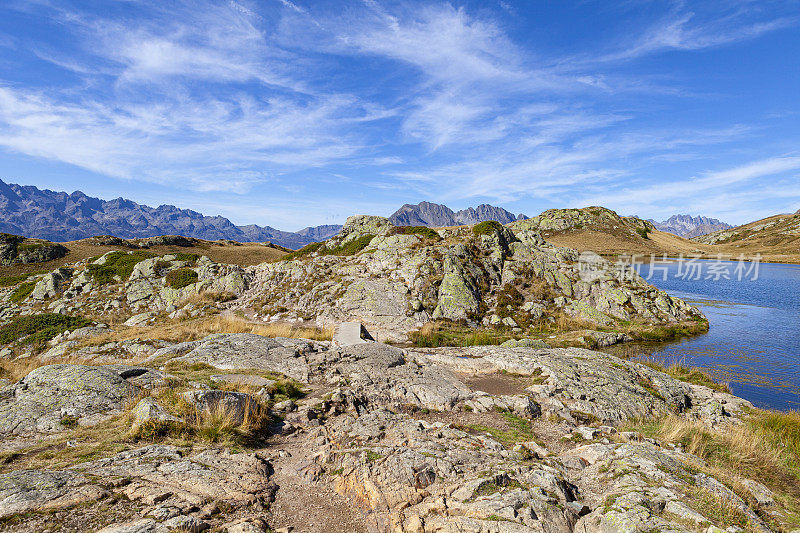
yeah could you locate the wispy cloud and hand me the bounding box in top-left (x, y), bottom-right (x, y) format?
top-left (0, 0), bottom-right (796, 227)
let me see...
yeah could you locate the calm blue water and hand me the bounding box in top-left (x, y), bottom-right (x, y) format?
top-left (632, 259), bottom-right (800, 410)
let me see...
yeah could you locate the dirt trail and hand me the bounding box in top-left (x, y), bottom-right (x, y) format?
top-left (265, 434), bottom-right (371, 533)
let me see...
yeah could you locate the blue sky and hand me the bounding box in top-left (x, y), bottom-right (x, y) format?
top-left (0, 0), bottom-right (798, 230)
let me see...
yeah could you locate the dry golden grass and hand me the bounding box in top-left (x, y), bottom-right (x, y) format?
top-left (131, 385), bottom-right (271, 445)
top-left (82, 314), bottom-right (332, 347)
top-left (0, 357), bottom-right (49, 382)
top-left (628, 413), bottom-right (800, 529)
top-left (0, 353), bottom-right (99, 382)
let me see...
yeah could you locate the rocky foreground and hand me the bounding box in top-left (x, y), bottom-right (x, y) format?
top-left (0, 331), bottom-right (778, 533)
top-left (0, 216), bottom-right (796, 532)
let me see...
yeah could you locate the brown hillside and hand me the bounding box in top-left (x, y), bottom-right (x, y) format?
top-left (692, 213), bottom-right (800, 263)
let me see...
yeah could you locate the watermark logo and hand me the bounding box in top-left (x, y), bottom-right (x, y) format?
top-left (579, 253), bottom-right (762, 283)
top-left (577, 251), bottom-right (606, 282)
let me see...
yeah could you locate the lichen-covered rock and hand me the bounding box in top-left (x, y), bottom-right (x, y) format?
top-left (0, 364), bottom-right (164, 435)
top-left (31, 267), bottom-right (73, 300)
top-left (168, 333), bottom-right (313, 382)
top-left (323, 344), bottom-right (472, 411)
top-left (237, 218), bottom-right (700, 343)
top-left (432, 254), bottom-right (480, 321)
top-left (0, 469), bottom-right (107, 519)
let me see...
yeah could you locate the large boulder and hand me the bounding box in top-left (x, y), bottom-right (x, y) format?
top-left (0, 364), bottom-right (164, 435)
top-left (30, 267), bottom-right (74, 300)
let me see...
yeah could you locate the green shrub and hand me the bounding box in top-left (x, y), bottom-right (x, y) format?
top-left (9, 282), bottom-right (35, 303)
top-left (389, 226), bottom-right (441, 240)
top-left (0, 313), bottom-right (91, 345)
top-left (472, 221), bottom-right (504, 236)
top-left (283, 241), bottom-right (324, 260)
top-left (165, 268), bottom-right (198, 289)
top-left (16, 243), bottom-right (44, 252)
top-left (87, 251), bottom-right (154, 285)
top-left (635, 227), bottom-right (649, 240)
top-left (325, 234), bottom-right (375, 256)
top-left (173, 253), bottom-right (200, 263)
top-left (0, 274), bottom-right (37, 287)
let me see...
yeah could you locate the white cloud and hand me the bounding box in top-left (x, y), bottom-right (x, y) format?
top-left (0, 0), bottom-right (796, 227)
top-left (0, 86), bottom-right (372, 191)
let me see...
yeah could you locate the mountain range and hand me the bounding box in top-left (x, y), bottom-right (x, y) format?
top-left (0, 181), bottom-right (525, 249)
top-left (388, 201), bottom-right (527, 227)
top-left (646, 214), bottom-right (732, 238)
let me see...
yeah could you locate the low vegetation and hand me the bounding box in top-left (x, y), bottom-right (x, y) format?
top-left (165, 268), bottom-right (198, 289)
top-left (409, 321), bottom-right (514, 347)
top-left (0, 313), bottom-right (91, 346)
top-left (282, 241), bottom-right (324, 260)
top-left (472, 220), bottom-right (504, 236)
top-left (282, 234), bottom-right (376, 260)
top-left (131, 387), bottom-right (271, 446)
top-left (389, 225), bottom-right (441, 241)
top-left (640, 359), bottom-right (731, 393)
top-left (9, 281), bottom-right (35, 303)
top-left (627, 410), bottom-right (800, 528)
top-left (87, 251), bottom-right (154, 285)
top-left (625, 317), bottom-right (709, 342)
top-left (458, 410), bottom-right (541, 448)
top-left (0, 273), bottom-right (40, 287)
top-left (324, 234), bottom-right (375, 256)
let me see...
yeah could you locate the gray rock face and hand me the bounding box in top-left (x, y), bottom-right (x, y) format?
top-left (0, 364), bottom-right (164, 435)
top-left (169, 333), bottom-right (313, 382)
top-left (411, 345), bottom-right (748, 425)
top-left (30, 267), bottom-right (73, 300)
top-left (0, 469), bottom-right (107, 519)
top-left (245, 218), bottom-right (701, 342)
top-left (0, 445), bottom-right (274, 527)
top-left (322, 344), bottom-right (472, 411)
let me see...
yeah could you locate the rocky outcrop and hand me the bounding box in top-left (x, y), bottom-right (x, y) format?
top-left (0, 445), bottom-right (275, 528)
top-left (0, 233), bottom-right (68, 266)
top-left (163, 333), bottom-right (315, 382)
top-left (242, 215), bottom-right (701, 341)
top-left (0, 334), bottom-right (778, 532)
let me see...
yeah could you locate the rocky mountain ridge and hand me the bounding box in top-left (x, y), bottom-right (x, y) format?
top-left (0, 180), bottom-right (323, 249)
top-left (647, 214), bottom-right (732, 238)
top-left (388, 201), bottom-right (525, 227)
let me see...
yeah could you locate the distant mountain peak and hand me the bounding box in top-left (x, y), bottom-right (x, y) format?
top-left (388, 201), bottom-right (522, 227)
top-left (648, 213), bottom-right (732, 238)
